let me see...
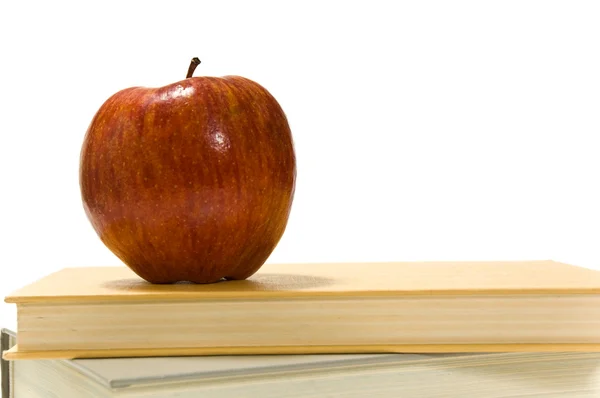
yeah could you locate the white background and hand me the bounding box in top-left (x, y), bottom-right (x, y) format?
top-left (1, 1), bottom-right (600, 332)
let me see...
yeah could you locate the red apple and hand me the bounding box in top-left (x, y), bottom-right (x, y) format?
top-left (79, 58), bottom-right (296, 284)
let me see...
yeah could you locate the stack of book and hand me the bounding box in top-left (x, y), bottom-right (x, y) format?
top-left (3, 260), bottom-right (600, 397)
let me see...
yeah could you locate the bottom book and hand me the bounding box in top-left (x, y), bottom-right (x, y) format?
top-left (2, 328), bottom-right (600, 398)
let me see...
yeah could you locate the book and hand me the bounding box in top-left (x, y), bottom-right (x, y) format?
top-left (1, 329), bottom-right (12, 398)
top-left (3, 328), bottom-right (600, 398)
top-left (4, 260), bottom-right (600, 360)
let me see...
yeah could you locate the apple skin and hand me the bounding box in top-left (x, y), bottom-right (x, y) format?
top-left (79, 72), bottom-right (296, 284)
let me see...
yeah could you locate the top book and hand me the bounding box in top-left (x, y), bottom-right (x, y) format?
top-left (4, 260), bottom-right (600, 360)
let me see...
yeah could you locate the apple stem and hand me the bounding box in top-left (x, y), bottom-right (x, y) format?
top-left (186, 57), bottom-right (201, 78)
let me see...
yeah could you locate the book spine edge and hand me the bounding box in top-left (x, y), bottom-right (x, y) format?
top-left (1, 329), bottom-right (16, 398)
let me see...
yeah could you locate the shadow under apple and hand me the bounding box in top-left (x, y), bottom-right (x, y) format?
top-left (101, 272), bottom-right (336, 293)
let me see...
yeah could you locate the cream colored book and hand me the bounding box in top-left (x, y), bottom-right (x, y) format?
top-left (4, 260), bottom-right (600, 360)
top-left (3, 329), bottom-right (600, 398)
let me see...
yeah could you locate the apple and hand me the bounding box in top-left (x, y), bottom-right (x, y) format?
top-left (79, 58), bottom-right (296, 284)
